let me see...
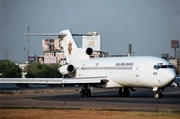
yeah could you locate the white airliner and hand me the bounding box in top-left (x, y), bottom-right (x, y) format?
top-left (56, 29), bottom-right (176, 99)
top-left (0, 29), bottom-right (176, 99)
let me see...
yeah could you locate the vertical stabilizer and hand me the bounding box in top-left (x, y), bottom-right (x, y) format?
top-left (25, 29), bottom-right (91, 63)
top-left (58, 30), bottom-right (78, 63)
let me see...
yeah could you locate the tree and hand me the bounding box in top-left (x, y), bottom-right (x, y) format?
top-left (26, 62), bottom-right (63, 78)
top-left (0, 60), bottom-right (22, 78)
top-left (47, 64), bottom-right (63, 78)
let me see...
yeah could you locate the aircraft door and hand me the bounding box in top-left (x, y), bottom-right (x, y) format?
top-left (133, 61), bottom-right (141, 86)
top-left (136, 62), bottom-right (141, 77)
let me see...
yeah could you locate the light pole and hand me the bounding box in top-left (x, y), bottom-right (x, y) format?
top-left (27, 26), bottom-right (30, 60)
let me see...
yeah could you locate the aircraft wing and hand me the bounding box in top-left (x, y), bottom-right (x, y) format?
top-left (0, 78), bottom-right (63, 84)
top-left (0, 76), bottom-right (109, 84)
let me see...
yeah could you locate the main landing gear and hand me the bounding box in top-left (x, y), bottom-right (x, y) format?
top-left (118, 87), bottom-right (137, 97)
top-left (79, 86), bottom-right (164, 99)
top-left (119, 87), bottom-right (130, 97)
top-left (80, 85), bottom-right (91, 97)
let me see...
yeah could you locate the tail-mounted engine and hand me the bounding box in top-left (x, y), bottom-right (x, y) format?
top-left (58, 47), bottom-right (93, 77)
top-left (86, 47), bottom-right (93, 55)
top-left (59, 64), bottom-right (75, 75)
top-left (71, 47), bottom-right (93, 63)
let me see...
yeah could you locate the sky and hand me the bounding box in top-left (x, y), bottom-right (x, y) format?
top-left (0, 0), bottom-right (180, 62)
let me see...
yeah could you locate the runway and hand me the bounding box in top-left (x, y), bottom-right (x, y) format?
top-left (0, 86), bottom-right (180, 112)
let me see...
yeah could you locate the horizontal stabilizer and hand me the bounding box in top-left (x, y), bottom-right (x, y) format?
top-left (25, 33), bottom-right (67, 37)
top-left (25, 33), bottom-right (92, 37)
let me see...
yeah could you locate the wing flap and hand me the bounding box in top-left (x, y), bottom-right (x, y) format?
top-left (62, 77), bottom-right (108, 84)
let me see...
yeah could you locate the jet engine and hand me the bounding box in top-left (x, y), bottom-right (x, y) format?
top-left (86, 47), bottom-right (93, 55)
top-left (70, 47), bottom-right (93, 63)
top-left (58, 47), bottom-right (93, 77)
top-left (59, 64), bottom-right (75, 75)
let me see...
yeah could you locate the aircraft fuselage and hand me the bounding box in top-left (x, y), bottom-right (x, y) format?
top-left (73, 56), bottom-right (175, 89)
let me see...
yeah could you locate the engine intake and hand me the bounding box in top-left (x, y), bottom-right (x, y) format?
top-left (58, 64), bottom-right (75, 75)
top-left (67, 64), bottom-right (75, 73)
top-left (86, 47), bottom-right (93, 55)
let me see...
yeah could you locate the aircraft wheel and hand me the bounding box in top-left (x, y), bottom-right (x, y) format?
top-left (119, 88), bottom-right (130, 97)
top-left (154, 92), bottom-right (163, 99)
top-left (119, 88), bottom-right (124, 97)
top-left (80, 88), bottom-right (91, 97)
top-left (124, 88), bottom-right (130, 97)
top-left (159, 93), bottom-right (163, 98)
top-left (80, 89), bottom-right (85, 97)
top-left (86, 89), bottom-right (91, 97)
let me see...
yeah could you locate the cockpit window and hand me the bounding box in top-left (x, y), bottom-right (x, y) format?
top-left (153, 65), bottom-right (174, 69)
top-left (161, 65), bottom-right (168, 68)
top-left (154, 65), bottom-right (160, 69)
top-left (168, 65), bottom-right (174, 68)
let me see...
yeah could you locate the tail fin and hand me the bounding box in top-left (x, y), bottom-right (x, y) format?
top-left (59, 30), bottom-right (92, 64)
top-left (58, 30), bottom-right (78, 63)
top-left (26, 29), bottom-right (91, 64)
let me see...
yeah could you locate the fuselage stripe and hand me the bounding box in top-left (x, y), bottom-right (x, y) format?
top-left (80, 67), bottom-right (133, 70)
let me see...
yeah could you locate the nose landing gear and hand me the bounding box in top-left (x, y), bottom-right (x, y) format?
top-left (154, 91), bottom-right (163, 99)
top-left (154, 88), bottom-right (163, 99)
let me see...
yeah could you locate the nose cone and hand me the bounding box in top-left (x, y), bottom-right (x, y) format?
top-left (165, 70), bottom-right (176, 86)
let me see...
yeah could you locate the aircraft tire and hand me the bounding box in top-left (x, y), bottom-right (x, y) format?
top-left (80, 88), bottom-right (91, 97)
top-left (119, 88), bottom-right (130, 97)
top-left (86, 89), bottom-right (91, 97)
top-left (119, 88), bottom-right (124, 97)
top-left (159, 93), bottom-right (163, 98)
top-left (154, 92), bottom-right (163, 99)
top-left (80, 89), bottom-right (85, 97)
top-left (124, 88), bottom-right (130, 97)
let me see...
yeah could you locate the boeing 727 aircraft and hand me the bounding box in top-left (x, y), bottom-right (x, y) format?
top-left (0, 29), bottom-right (176, 99)
top-left (56, 30), bottom-right (176, 99)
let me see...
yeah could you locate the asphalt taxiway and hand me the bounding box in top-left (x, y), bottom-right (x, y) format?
top-left (0, 87), bottom-right (180, 112)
